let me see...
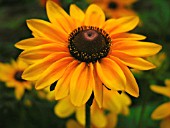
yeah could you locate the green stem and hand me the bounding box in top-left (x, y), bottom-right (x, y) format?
top-left (85, 103), bottom-right (91, 128)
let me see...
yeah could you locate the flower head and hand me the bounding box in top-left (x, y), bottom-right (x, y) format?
top-left (15, 0), bottom-right (162, 107)
top-left (0, 59), bottom-right (32, 100)
top-left (88, 0), bottom-right (138, 18)
top-left (151, 79), bottom-right (170, 128)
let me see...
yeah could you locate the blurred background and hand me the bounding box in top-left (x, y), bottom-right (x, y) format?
top-left (0, 0), bottom-right (170, 128)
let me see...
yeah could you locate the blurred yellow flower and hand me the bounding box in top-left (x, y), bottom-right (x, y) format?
top-left (0, 59), bottom-right (32, 100)
top-left (151, 79), bottom-right (170, 128)
top-left (88, 0), bottom-right (138, 18)
top-left (15, 0), bottom-right (161, 107)
top-left (54, 89), bottom-right (131, 128)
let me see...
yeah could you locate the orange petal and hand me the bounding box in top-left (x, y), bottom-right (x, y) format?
top-left (103, 16), bottom-right (139, 35)
top-left (111, 33), bottom-right (146, 41)
top-left (95, 58), bottom-right (125, 91)
top-left (150, 85), bottom-right (170, 98)
top-left (35, 57), bottom-right (73, 90)
top-left (110, 53), bottom-right (156, 70)
top-left (46, 0), bottom-right (74, 33)
top-left (55, 60), bottom-right (78, 100)
top-left (15, 87), bottom-right (25, 100)
top-left (70, 62), bottom-right (93, 106)
top-left (151, 102), bottom-right (170, 120)
top-left (22, 52), bottom-right (70, 81)
top-left (110, 56), bottom-right (139, 97)
top-left (84, 4), bottom-right (105, 27)
top-left (15, 38), bottom-right (56, 50)
top-left (111, 41), bottom-right (162, 57)
top-left (26, 19), bottom-right (67, 42)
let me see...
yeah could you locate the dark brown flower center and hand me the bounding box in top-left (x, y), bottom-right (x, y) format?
top-left (68, 26), bottom-right (111, 63)
top-left (14, 71), bottom-right (26, 82)
top-left (108, 1), bottom-right (118, 9)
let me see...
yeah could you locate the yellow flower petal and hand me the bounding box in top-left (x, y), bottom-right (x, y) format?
top-left (46, 0), bottom-right (74, 33)
top-left (55, 60), bottom-right (78, 100)
top-left (150, 85), bottom-right (170, 98)
top-left (165, 79), bottom-right (170, 87)
top-left (15, 87), bottom-right (25, 100)
top-left (70, 63), bottom-right (93, 106)
top-left (111, 33), bottom-right (146, 41)
top-left (160, 117), bottom-right (170, 128)
top-left (93, 70), bottom-right (103, 108)
top-left (91, 102), bottom-right (107, 127)
top-left (84, 4), bottom-right (105, 27)
top-left (19, 43), bottom-right (67, 63)
top-left (96, 58), bottom-right (125, 91)
top-left (35, 57), bottom-right (73, 90)
top-left (76, 106), bottom-right (85, 126)
top-left (103, 16), bottom-right (139, 35)
top-left (106, 113), bottom-right (118, 128)
top-left (111, 41), bottom-right (162, 57)
top-left (110, 56), bottom-right (139, 97)
top-left (66, 120), bottom-right (82, 128)
top-left (15, 38), bottom-right (54, 50)
top-left (22, 52), bottom-right (69, 81)
top-left (54, 97), bottom-right (75, 118)
top-left (151, 102), bottom-right (170, 120)
top-left (26, 19), bottom-right (67, 41)
top-left (70, 4), bottom-right (85, 27)
top-left (111, 53), bottom-right (156, 70)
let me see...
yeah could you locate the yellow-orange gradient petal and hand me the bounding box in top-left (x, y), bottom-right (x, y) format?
top-left (26, 19), bottom-right (67, 42)
top-left (84, 4), bottom-right (105, 27)
top-left (110, 56), bottom-right (139, 97)
top-left (150, 85), bottom-right (170, 98)
top-left (103, 16), bottom-right (139, 35)
top-left (151, 102), bottom-right (170, 120)
top-left (70, 63), bottom-right (93, 106)
top-left (70, 4), bottom-right (85, 27)
top-left (76, 106), bottom-right (85, 125)
top-left (111, 52), bottom-right (156, 70)
top-left (15, 38), bottom-right (57, 50)
top-left (35, 57), bottom-right (74, 90)
top-left (111, 41), bottom-right (162, 57)
top-left (111, 33), bottom-right (146, 41)
top-left (46, 0), bottom-right (74, 33)
top-left (96, 58), bottom-right (125, 91)
top-left (55, 60), bottom-right (78, 100)
top-left (93, 70), bottom-right (103, 108)
top-left (15, 87), bottom-right (25, 100)
top-left (22, 52), bottom-right (70, 81)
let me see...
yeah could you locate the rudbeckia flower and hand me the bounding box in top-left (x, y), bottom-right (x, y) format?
top-left (0, 59), bottom-right (32, 100)
top-left (151, 79), bottom-right (170, 128)
top-left (54, 90), bottom-right (131, 128)
top-left (15, 0), bottom-right (162, 107)
top-left (88, 0), bottom-right (138, 18)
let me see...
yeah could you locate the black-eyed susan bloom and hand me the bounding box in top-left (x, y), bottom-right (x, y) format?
top-left (0, 59), bottom-right (32, 100)
top-left (15, 0), bottom-right (162, 107)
